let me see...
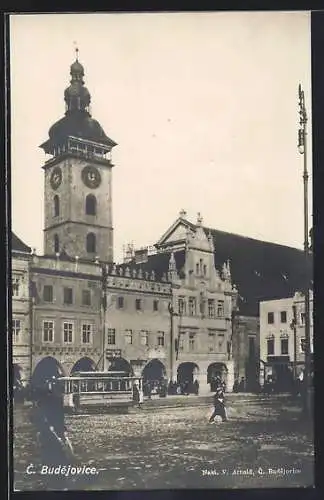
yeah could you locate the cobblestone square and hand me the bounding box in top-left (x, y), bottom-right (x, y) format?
top-left (13, 394), bottom-right (314, 490)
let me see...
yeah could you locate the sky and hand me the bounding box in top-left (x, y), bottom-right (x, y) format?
top-left (10, 12), bottom-right (312, 262)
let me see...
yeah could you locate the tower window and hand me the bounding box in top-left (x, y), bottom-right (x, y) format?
top-left (54, 195), bottom-right (60, 217)
top-left (54, 234), bottom-right (59, 253)
top-left (85, 194), bottom-right (97, 216)
top-left (86, 233), bottom-right (96, 253)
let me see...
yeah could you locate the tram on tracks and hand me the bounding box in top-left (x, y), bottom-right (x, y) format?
top-left (58, 371), bottom-right (143, 413)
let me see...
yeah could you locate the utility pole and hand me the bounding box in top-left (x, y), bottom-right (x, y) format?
top-left (96, 263), bottom-right (108, 372)
top-left (297, 83), bottom-right (312, 417)
top-left (291, 304), bottom-right (297, 382)
top-left (168, 302), bottom-right (174, 382)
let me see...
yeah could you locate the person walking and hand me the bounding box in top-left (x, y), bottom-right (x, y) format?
top-left (209, 387), bottom-right (228, 423)
top-left (132, 382), bottom-right (141, 408)
top-left (31, 383), bottom-right (74, 489)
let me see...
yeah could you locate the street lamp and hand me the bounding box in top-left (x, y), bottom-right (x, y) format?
top-left (168, 302), bottom-right (175, 382)
top-left (290, 304), bottom-right (297, 382)
top-left (95, 263), bottom-right (108, 371)
top-left (297, 83), bottom-right (312, 417)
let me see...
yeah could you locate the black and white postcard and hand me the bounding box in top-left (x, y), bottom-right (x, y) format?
top-left (8, 11), bottom-right (314, 491)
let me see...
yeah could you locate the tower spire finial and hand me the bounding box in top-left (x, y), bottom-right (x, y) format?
top-left (73, 41), bottom-right (79, 61)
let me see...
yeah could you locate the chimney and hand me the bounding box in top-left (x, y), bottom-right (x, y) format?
top-left (134, 247), bottom-right (148, 264)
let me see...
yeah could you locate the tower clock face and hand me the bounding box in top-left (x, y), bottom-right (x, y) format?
top-left (82, 166), bottom-right (101, 189)
top-left (50, 167), bottom-right (62, 190)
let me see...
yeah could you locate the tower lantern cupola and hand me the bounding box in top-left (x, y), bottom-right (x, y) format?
top-left (64, 49), bottom-right (91, 114)
top-left (40, 47), bottom-right (117, 159)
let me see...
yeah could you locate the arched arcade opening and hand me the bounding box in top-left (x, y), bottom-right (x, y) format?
top-left (177, 362), bottom-right (199, 385)
top-left (107, 357), bottom-right (133, 376)
top-left (31, 356), bottom-right (65, 389)
top-left (70, 357), bottom-right (96, 374)
top-left (142, 359), bottom-right (166, 383)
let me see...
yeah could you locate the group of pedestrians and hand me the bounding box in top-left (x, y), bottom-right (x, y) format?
top-left (168, 379), bottom-right (200, 396)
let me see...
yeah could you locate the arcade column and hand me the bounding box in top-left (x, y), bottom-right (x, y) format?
top-left (196, 369), bottom-right (210, 395)
top-left (226, 360), bottom-right (234, 393)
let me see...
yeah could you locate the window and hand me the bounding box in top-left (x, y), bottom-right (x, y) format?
top-left (153, 300), bottom-right (159, 312)
top-left (125, 329), bottom-right (133, 344)
top-left (43, 285), bottom-right (53, 303)
top-left (85, 194), bottom-right (97, 216)
top-left (188, 297), bottom-right (196, 316)
top-left (217, 300), bottom-right (224, 317)
top-left (82, 324), bottom-right (93, 344)
top-left (54, 195), bottom-right (60, 217)
top-left (54, 234), bottom-right (59, 253)
top-left (280, 311), bottom-right (287, 323)
top-left (300, 338), bottom-right (306, 353)
top-left (117, 297), bottom-right (124, 309)
top-left (82, 289), bottom-right (91, 306)
top-left (218, 333), bottom-right (225, 350)
top-left (12, 277), bottom-right (20, 297)
top-left (107, 328), bottom-right (116, 345)
top-left (189, 332), bottom-right (195, 351)
top-left (208, 331), bottom-right (216, 352)
top-left (208, 299), bottom-right (215, 318)
top-left (63, 287), bottom-right (73, 305)
top-left (12, 319), bottom-right (21, 340)
top-left (281, 338), bottom-right (289, 355)
top-left (204, 264), bottom-right (207, 276)
top-left (43, 321), bottom-right (54, 343)
top-left (141, 330), bottom-right (149, 346)
top-left (249, 336), bottom-right (255, 359)
top-left (178, 297), bottom-right (186, 315)
top-left (196, 263), bottom-right (199, 275)
top-left (86, 233), bottom-right (96, 253)
top-left (157, 331), bottom-right (165, 346)
top-left (301, 313), bottom-right (306, 325)
top-left (63, 322), bottom-right (73, 343)
top-left (268, 312), bottom-right (274, 324)
top-left (267, 338), bottom-right (275, 355)
top-left (135, 299), bottom-right (142, 311)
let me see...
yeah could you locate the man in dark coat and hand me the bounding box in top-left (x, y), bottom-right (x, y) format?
top-left (31, 384), bottom-right (74, 489)
top-left (209, 387), bottom-right (228, 422)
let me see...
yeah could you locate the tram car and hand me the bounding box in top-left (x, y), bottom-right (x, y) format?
top-left (58, 371), bottom-right (143, 413)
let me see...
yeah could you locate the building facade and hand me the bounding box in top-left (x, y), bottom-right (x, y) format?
top-left (259, 291), bottom-right (313, 390)
top-left (12, 234), bottom-right (32, 384)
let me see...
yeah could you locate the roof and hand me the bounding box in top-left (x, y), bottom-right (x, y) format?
top-left (40, 112), bottom-right (117, 154)
top-left (11, 233), bottom-right (32, 254)
top-left (119, 250), bottom-right (185, 282)
top-left (120, 223), bottom-right (312, 317)
top-left (207, 226), bottom-right (311, 316)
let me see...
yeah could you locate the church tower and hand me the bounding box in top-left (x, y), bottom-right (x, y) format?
top-left (40, 49), bottom-right (117, 263)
